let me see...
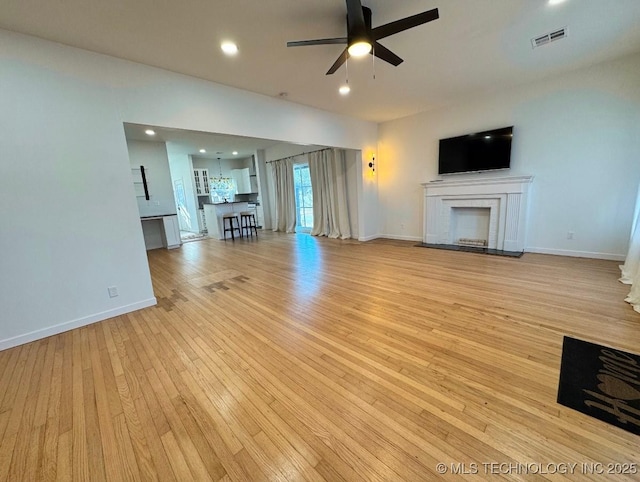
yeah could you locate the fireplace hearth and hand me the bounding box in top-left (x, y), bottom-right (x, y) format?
top-left (416, 242), bottom-right (524, 258)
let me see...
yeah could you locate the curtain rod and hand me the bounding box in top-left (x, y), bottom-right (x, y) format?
top-left (266, 147), bottom-right (332, 164)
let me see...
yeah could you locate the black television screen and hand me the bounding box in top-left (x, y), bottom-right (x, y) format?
top-left (438, 126), bottom-right (513, 175)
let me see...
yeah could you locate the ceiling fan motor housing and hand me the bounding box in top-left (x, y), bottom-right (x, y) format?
top-left (348, 6), bottom-right (372, 46)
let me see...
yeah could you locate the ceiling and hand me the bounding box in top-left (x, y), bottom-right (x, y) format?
top-left (123, 123), bottom-right (282, 160)
top-left (3, 0), bottom-right (640, 123)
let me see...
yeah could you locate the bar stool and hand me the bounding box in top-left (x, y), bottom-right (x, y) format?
top-left (222, 214), bottom-right (241, 240)
top-left (240, 211), bottom-right (258, 237)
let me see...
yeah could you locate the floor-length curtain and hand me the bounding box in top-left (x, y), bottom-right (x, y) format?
top-left (620, 183), bottom-right (640, 313)
top-left (308, 148), bottom-right (351, 239)
top-left (270, 159), bottom-right (297, 233)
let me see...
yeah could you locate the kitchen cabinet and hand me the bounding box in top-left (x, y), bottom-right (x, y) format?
top-left (162, 215), bottom-right (181, 248)
top-left (140, 215), bottom-right (181, 250)
top-left (231, 168), bottom-right (252, 194)
top-left (193, 168), bottom-right (210, 196)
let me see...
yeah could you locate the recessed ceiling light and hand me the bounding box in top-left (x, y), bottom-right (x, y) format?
top-left (199, 149), bottom-right (206, 153)
top-left (232, 151), bottom-right (238, 155)
top-left (145, 129), bottom-right (156, 136)
top-left (548, 0), bottom-right (567, 5)
top-left (484, 135), bottom-right (491, 139)
top-left (339, 84), bottom-right (351, 95)
top-left (221, 41), bottom-right (238, 56)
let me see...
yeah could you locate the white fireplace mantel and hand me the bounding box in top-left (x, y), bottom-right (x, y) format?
top-left (421, 175), bottom-right (533, 252)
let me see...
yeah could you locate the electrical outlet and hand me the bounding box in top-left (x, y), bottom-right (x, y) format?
top-left (567, 231), bottom-right (574, 240)
top-left (108, 286), bottom-right (119, 298)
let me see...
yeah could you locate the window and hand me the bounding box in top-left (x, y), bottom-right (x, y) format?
top-left (294, 163), bottom-right (313, 231)
top-left (210, 177), bottom-right (236, 203)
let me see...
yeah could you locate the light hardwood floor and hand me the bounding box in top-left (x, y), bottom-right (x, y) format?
top-left (1, 231), bottom-right (639, 481)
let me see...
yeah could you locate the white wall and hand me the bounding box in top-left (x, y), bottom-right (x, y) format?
top-left (127, 140), bottom-right (177, 217)
top-left (344, 150), bottom-right (360, 239)
top-left (0, 34), bottom-right (156, 349)
top-left (0, 29), bottom-right (377, 350)
top-left (378, 53), bottom-right (640, 259)
top-left (255, 149), bottom-right (271, 229)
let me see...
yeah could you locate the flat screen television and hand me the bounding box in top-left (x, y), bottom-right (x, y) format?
top-left (438, 126), bottom-right (513, 175)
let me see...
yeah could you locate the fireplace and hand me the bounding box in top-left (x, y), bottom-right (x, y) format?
top-left (450, 207), bottom-right (491, 247)
top-left (422, 175), bottom-right (533, 253)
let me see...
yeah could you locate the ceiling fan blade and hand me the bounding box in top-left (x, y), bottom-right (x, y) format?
top-left (372, 42), bottom-right (403, 66)
top-left (372, 8), bottom-right (439, 40)
top-left (326, 48), bottom-right (350, 75)
top-left (346, 0), bottom-right (366, 37)
top-left (287, 37), bottom-right (348, 47)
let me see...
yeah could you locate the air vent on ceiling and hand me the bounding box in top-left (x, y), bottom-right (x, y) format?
top-left (531, 27), bottom-right (567, 48)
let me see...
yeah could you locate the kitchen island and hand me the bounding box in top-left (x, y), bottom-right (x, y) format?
top-left (203, 202), bottom-right (249, 240)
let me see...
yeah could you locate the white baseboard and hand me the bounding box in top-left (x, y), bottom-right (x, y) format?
top-left (525, 247), bottom-right (626, 261)
top-left (0, 298), bottom-right (157, 351)
top-left (379, 234), bottom-right (423, 242)
top-left (358, 234), bottom-right (380, 242)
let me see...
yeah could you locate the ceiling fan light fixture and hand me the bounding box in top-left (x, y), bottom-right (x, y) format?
top-left (347, 41), bottom-right (372, 57)
top-left (221, 41), bottom-right (239, 56)
top-left (339, 84), bottom-right (351, 95)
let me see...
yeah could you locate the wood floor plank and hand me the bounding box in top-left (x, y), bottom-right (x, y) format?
top-left (130, 383), bottom-right (176, 482)
top-left (81, 367), bottom-right (107, 482)
top-left (2, 341), bottom-right (44, 481)
top-left (0, 347), bottom-right (23, 412)
top-left (25, 424), bottom-right (46, 482)
top-left (57, 332), bottom-right (73, 436)
top-left (0, 344), bottom-right (30, 414)
top-left (113, 412), bottom-right (142, 482)
top-left (110, 363), bottom-right (157, 482)
top-left (55, 430), bottom-right (71, 482)
top-left (171, 387), bottom-right (250, 482)
top-left (33, 338), bottom-right (57, 429)
top-left (145, 368), bottom-right (213, 482)
top-left (160, 430), bottom-right (195, 481)
top-left (71, 330), bottom-right (90, 482)
top-left (88, 327), bottom-right (126, 482)
top-left (1, 232), bottom-right (640, 481)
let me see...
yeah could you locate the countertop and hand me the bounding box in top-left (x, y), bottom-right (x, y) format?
top-left (204, 201), bottom-right (251, 206)
top-left (140, 214), bottom-right (177, 220)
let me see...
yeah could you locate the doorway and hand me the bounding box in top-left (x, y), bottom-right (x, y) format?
top-left (294, 163), bottom-right (313, 232)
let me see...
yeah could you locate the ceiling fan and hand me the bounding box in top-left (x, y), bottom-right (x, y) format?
top-left (287, 0), bottom-right (439, 75)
